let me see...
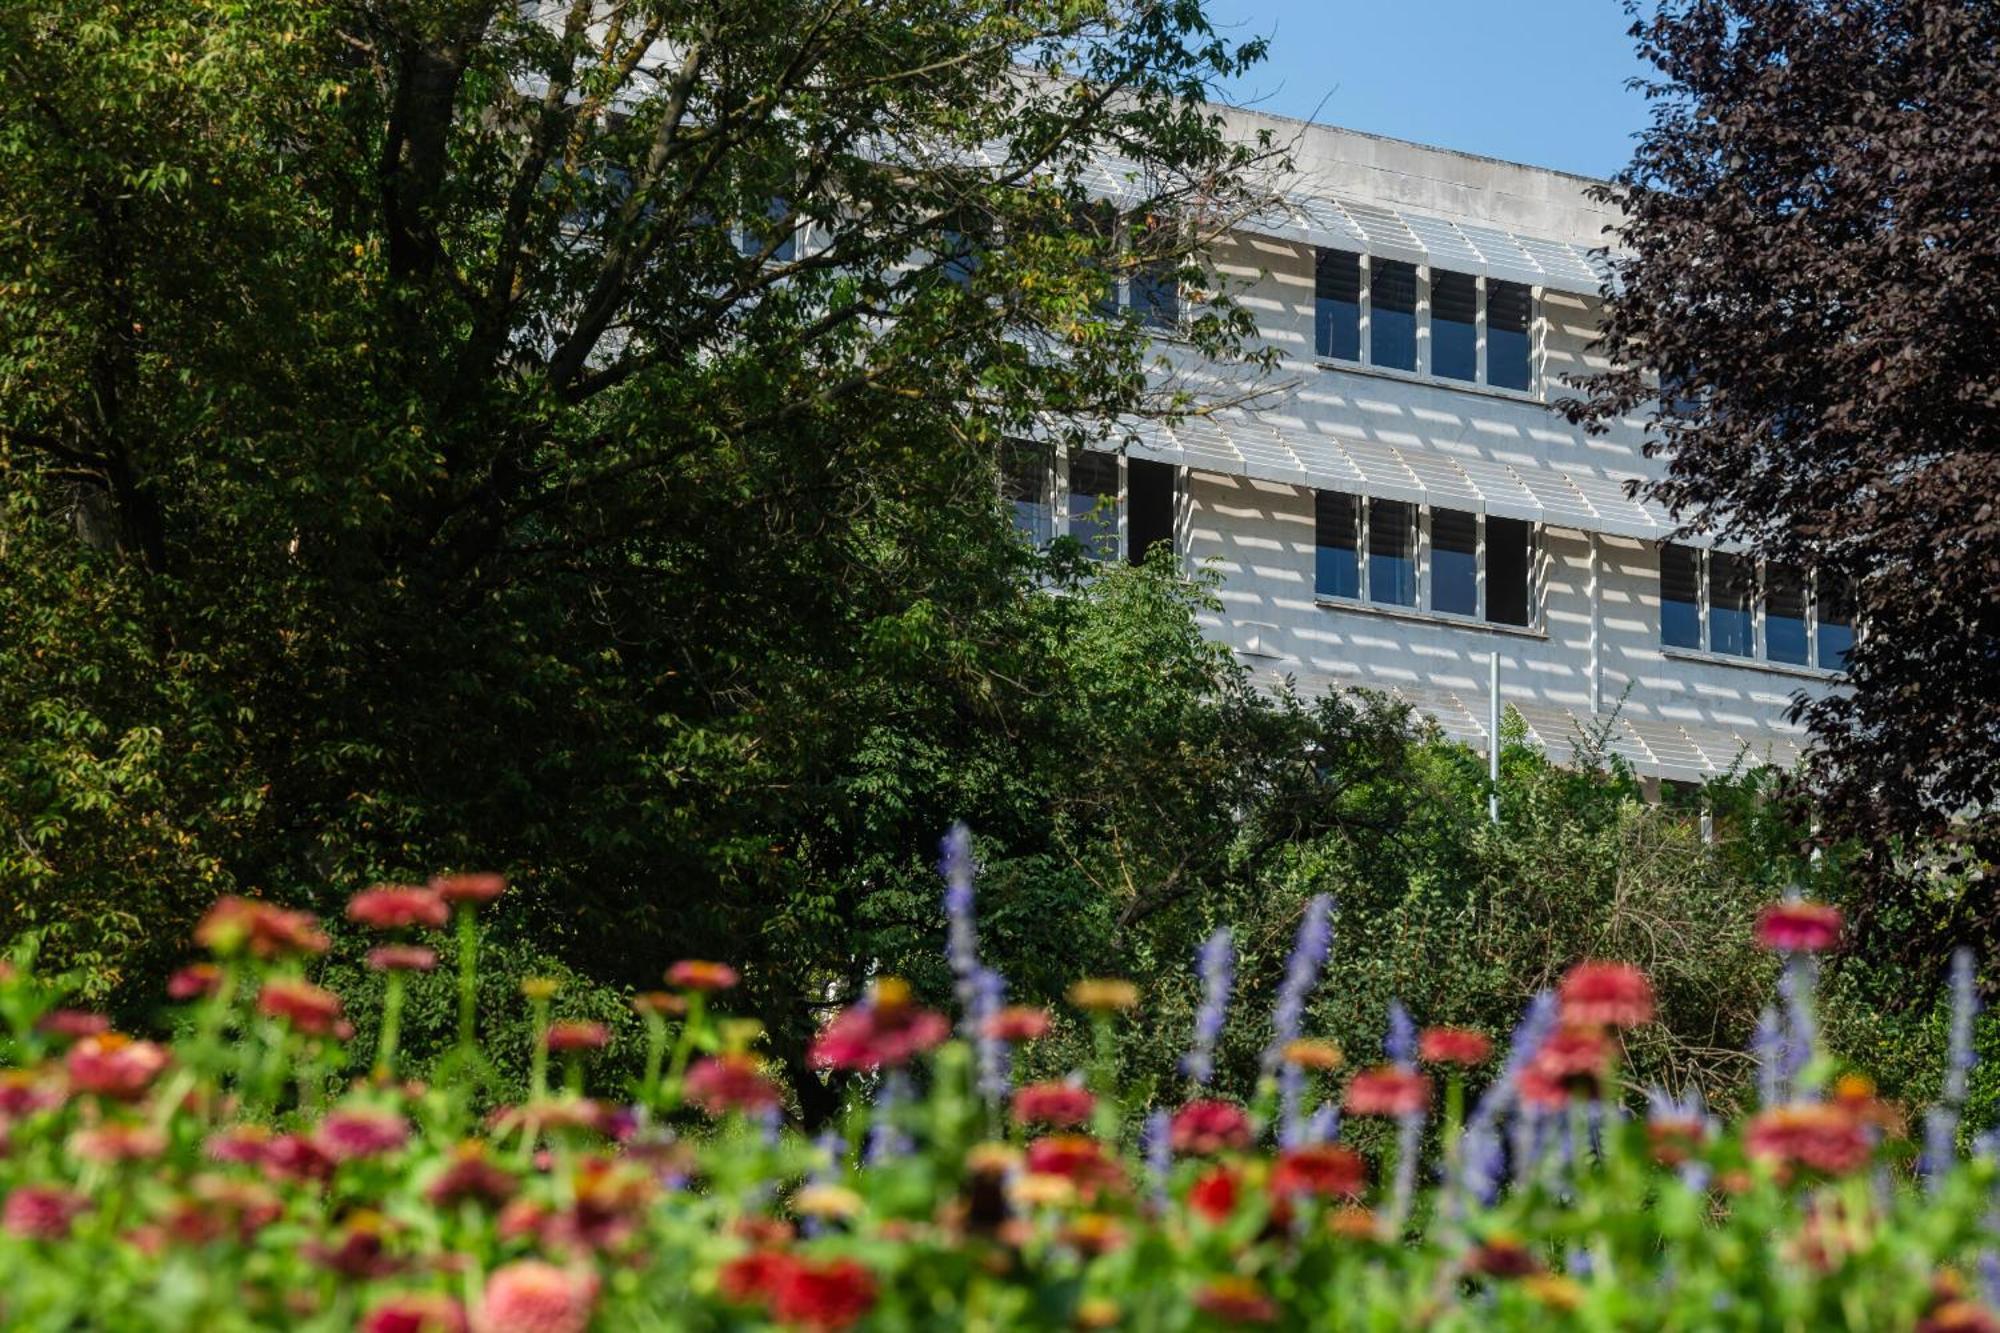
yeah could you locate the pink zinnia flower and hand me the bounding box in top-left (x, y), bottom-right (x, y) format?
top-left (1168, 1099), bottom-right (1252, 1155)
top-left (0, 1069), bottom-right (60, 1118)
top-left (808, 997), bottom-right (949, 1072)
top-left (1530, 1025), bottom-right (1613, 1097)
top-left (37, 1009), bottom-right (110, 1040)
top-left (66, 1033), bottom-right (170, 1100)
top-left (1011, 1081), bottom-right (1096, 1129)
top-left (543, 1021), bottom-right (610, 1053)
top-left (683, 1054), bottom-right (783, 1116)
top-left (361, 1292), bottom-right (468, 1333)
top-left (167, 964), bottom-right (223, 1000)
top-left (368, 945), bottom-right (439, 972)
top-left (314, 1108), bottom-right (411, 1161)
top-left (347, 884), bottom-right (449, 932)
top-left (1024, 1135), bottom-right (1124, 1193)
top-left (1271, 1143), bottom-right (1367, 1200)
top-left (1755, 902), bottom-right (1844, 954)
top-left (771, 1257), bottom-right (878, 1331)
top-left (426, 1143), bottom-right (518, 1208)
top-left (719, 1250), bottom-right (799, 1307)
top-left (1418, 1027), bottom-right (1493, 1066)
top-left (478, 1260), bottom-right (598, 1333)
top-left (1343, 1067), bottom-right (1432, 1117)
top-left (430, 872), bottom-right (507, 906)
top-left (1746, 1103), bottom-right (1873, 1176)
top-left (1194, 1277), bottom-right (1279, 1325)
top-left (194, 895), bottom-right (329, 958)
top-left (70, 1122), bottom-right (168, 1164)
top-left (665, 959), bottom-right (740, 992)
top-left (257, 977), bottom-right (346, 1037)
top-left (1558, 961), bottom-right (1656, 1029)
top-left (205, 1123), bottom-right (272, 1165)
top-left (3, 1186), bottom-right (85, 1240)
top-left (982, 1005), bottom-right (1053, 1042)
top-left (260, 1132), bottom-right (337, 1183)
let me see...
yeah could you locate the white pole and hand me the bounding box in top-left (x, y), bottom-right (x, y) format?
top-left (1488, 650), bottom-right (1501, 825)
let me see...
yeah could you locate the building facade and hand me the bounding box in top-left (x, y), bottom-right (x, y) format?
top-left (1006, 109), bottom-right (1845, 787)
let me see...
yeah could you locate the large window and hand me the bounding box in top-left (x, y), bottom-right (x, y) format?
top-left (1129, 259), bottom-right (1181, 330)
top-left (1068, 452), bottom-right (1122, 560)
top-left (1313, 491), bottom-right (1538, 627)
top-left (1314, 490), bottom-right (1360, 599)
top-left (1370, 260), bottom-right (1419, 372)
top-left (1657, 544), bottom-right (1851, 671)
top-left (1315, 250), bottom-right (1361, 362)
top-left (1001, 442), bottom-right (1053, 546)
top-left (1309, 252), bottom-right (1539, 394)
top-left (1431, 271), bottom-right (1478, 383)
top-left (1126, 458), bottom-right (1175, 566)
top-left (998, 445), bottom-right (1168, 566)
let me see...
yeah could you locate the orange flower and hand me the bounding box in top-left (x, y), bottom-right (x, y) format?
top-left (194, 895), bottom-right (329, 959)
top-left (1193, 1276), bottom-right (1278, 1325)
top-left (257, 978), bottom-right (346, 1038)
top-left (983, 1005), bottom-right (1053, 1042)
top-left (1012, 1082), bottom-right (1096, 1129)
top-left (430, 872), bottom-right (507, 905)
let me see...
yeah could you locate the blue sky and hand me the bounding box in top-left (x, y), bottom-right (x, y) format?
top-left (1203, 0), bottom-right (1655, 180)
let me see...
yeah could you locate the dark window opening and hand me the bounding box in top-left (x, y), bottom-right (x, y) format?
top-left (1432, 270), bottom-right (1477, 382)
top-left (1368, 497), bottom-right (1417, 606)
top-left (1315, 249), bottom-right (1361, 361)
top-left (1487, 516), bottom-right (1535, 626)
top-left (1314, 490), bottom-right (1359, 599)
top-left (1130, 260), bottom-right (1180, 329)
top-left (1001, 442), bottom-right (1051, 546)
top-left (1431, 507), bottom-right (1478, 615)
top-left (1709, 551), bottom-right (1754, 657)
top-left (1488, 280), bottom-right (1533, 391)
top-left (1766, 564), bottom-right (1810, 665)
top-left (1661, 543), bottom-right (1702, 649)
top-left (1371, 259), bottom-right (1418, 371)
top-left (1127, 458), bottom-right (1174, 567)
top-left (1818, 575), bottom-right (1855, 670)
top-left (1068, 451), bottom-right (1120, 561)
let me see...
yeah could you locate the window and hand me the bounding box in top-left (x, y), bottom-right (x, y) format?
top-left (1487, 516), bottom-right (1535, 627)
top-left (1817, 575), bottom-right (1855, 670)
top-left (1488, 280), bottom-right (1534, 391)
top-left (1660, 543), bottom-right (1703, 649)
top-left (1130, 259), bottom-right (1180, 329)
top-left (1127, 458), bottom-right (1175, 566)
top-left (735, 196), bottom-right (795, 262)
top-left (1068, 451), bottom-right (1121, 560)
top-left (1430, 507), bottom-right (1478, 615)
top-left (1314, 490), bottom-right (1359, 599)
top-left (1709, 551), bottom-right (1755, 658)
top-left (1370, 259), bottom-right (1418, 372)
top-left (1432, 271), bottom-right (1478, 383)
top-left (1765, 564), bottom-right (1810, 666)
top-left (1000, 442), bottom-right (1052, 546)
top-left (1315, 250), bottom-right (1361, 361)
top-left (1658, 544), bottom-right (1850, 670)
top-left (1368, 498), bottom-right (1417, 607)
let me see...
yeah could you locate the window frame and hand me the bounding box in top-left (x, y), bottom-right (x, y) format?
top-left (1656, 544), bottom-right (1851, 673)
top-left (1312, 490), bottom-right (1542, 630)
top-left (999, 444), bottom-right (1183, 567)
top-left (1309, 250), bottom-right (1543, 398)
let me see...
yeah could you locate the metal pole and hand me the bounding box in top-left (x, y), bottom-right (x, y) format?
top-left (1488, 650), bottom-right (1501, 825)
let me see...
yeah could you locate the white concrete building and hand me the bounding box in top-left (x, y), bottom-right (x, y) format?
top-left (1006, 109), bottom-right (1848, 787)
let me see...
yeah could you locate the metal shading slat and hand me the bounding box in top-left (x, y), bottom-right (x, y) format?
top-left (1562, 471), bottom-right (1669, 540)
top-left (1329, 435), bottom-right (1427, 505)
top-left (1508, 465), bottom-right (1601, 530)
top-left (1451, 455), bottom-right (1544, 523)
top-left (1451, 222), bottom-right (1550, 290)
top-left (1333, 198), bottom-right (1429, 266)
top-left (1392, 445), bottom-right (1482, 512)
top-left (1397, 211), bottom-right (1485, 274)
top-left (1278, 421), bottom-right (1369, 494)
top-left (1514, 235), bottom-right (1606, 292)
top-left (1203, 409), bottom-right (1308, 481)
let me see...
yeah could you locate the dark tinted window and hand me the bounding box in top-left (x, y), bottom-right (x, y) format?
top-left (1068, 451), bottom-right (1120, 560)
top-left (1432, 271), bottom-right (1477, 382)
top-left (1709, 551), bottom-right (1754, 656)
top-left (1817, 575), bottom-right (1855, 670)
top-left (1488, 281), bottom-right (1533, 391)
top-left (1000, 442), bottom-right (1051, 545)
top-left (1431, 507), bottom-right (1478, 615)
top-left (1371, 259), bottom-right (1417, 371)
top-left (1315, 250), bottom-right (1361, 361)
top-left (1131, 260), bottom-right (1180, 329)
top-left (1126, 458), bottom-right (1175, 567)
top-left (1661, 543), bottom-right (1701, 649)
top-left (1766, 564), bottom-right (1809, 665)
top-left (1368, 498), bottom-right (1416, 607)
top-left (1314, 490), bottom-right (1359, 599)
top-left (1487, 517), bottom-right (1534, 626)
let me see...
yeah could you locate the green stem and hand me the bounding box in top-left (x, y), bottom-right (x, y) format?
top-left (456, 907), bottom-right (479, 1050)
top-left (375, 970), bottom-right (405, 1080)
top-left (528, 995), bottom-right (551, 1101)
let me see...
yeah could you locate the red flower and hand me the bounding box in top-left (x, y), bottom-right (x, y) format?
top-left (1755, 902), bottom-right (1844, 954)
top-left (1419, 1027), bottom-right (1493, 1066)
top-left (1343, 1067), bottom-right (1432, 1117)
top-left (167, 964), bottom-right (223, 1000)
top-left (260, 1132), bottom-right (337, 1183)
top-left (430, 872), bottom-right (507, 906)
top-left (1025, 1135), bottom-right (1124, 1194)
top-left (257, 978), bottom-right (346, 1037)
top-left (194, 895), bottom-right (329, 959)
top-left (684, 1054), bottom-right (783, 1116)
top-left (1746, 1103), bottom-right (1873, 1177)
top-left (983, 1005), bottom-right (1053, 1042)
top-left (1517, 1066), bottom-right (1570, 1111)
top-left (69, 1122), bottom-right (168, 1164)
top-left (1169, 1099), bottom-right (1252, 1154)
top-left (368, 945), bottom-right (438, 972)
top-left (2, 1186), bottom-right (85, 1240)
top-left (426, 1143), bottom-right (518, 1208)
top-left (479, 1261), bottom-right (598, 1333)
top-left (1272, 1143), bottom-right (1367, 1201)
top-left (347, 885), bottom-right (449, 932)
top-left (1011, 1081), bottom-right (1096, 1129)
top-left (666, 959), bottom-right (741, 992)
top-left (1647, 1116), bottom-right (1709, 1166)
top-left (1558, 962), bottom-right (1655, 1029)
top-left (314, 1108), bottom-right (411, 1161)
top-left (808, 999), bottom-right (950, 1072)
top-left (1188, 1165), bottom-right (1241, 1222)
top-left (205, 1123), bottom-right (272, 1165)
top-left (37, 1009), bottom-right (110, 1040)
top-left (307, 1213), bottom-right (399, 1278)
top-left (66, 1033), bottom-right (170, 1099)
top-left (771, 1257), bottom-right (878, 1330)
top-left (1194, 1276), bottom-right (1279, 1325)
top-left (1526, 1026), bottom-right (1613, 1100)
top-left (1465, 1236), bottom-right (1541, 1278)
top-left (543, 1021), bottom-right (610, 1053)
top-left (360, 1292), bottom-right (467, 1333)
top-left (0, 1069), bottom-right (60, 1118)
top-left (720, 1250), bottom-right (800, 1306)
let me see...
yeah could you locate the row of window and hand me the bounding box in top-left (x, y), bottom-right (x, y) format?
top-left (1660, 544), bottom-right (1852, 671)
top-left (1314, 492), bottom-right (1537, 627)
top-left (1001, 444), bottom-right (1175, 565)
top-left (1314, 249), bottom-right (1535, 393)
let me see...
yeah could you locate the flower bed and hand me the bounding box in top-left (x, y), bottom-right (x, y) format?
top-left (0, 831), bottom-right (1996, 1330)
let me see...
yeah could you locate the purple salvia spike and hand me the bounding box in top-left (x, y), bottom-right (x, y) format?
top-left (973, 966), bottom-right (1010, 1103)
top-left (1752, 1004), bottom-right (1784, 1106)
top-left (939, 823), bottom-right (981, 1030)
top-left (1777, 954), bottom-right (1820, 1096)
top-left (1261, 894), bottom-right (1335, 1074)
top-left (1306, 1100), bottom-right (1340, 1146)
top-left (1385, 1107), bottom-right (1424, 1235)
top-left (1385, 1000), bottom-right (1417, 1067)
top-left (1142, 1108), bottom-right (1172, 1213)
top-left (1181, 927), bottom-right (1235, 1087)
top-left (1277, 1062), bottom-right (1307, 1148)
